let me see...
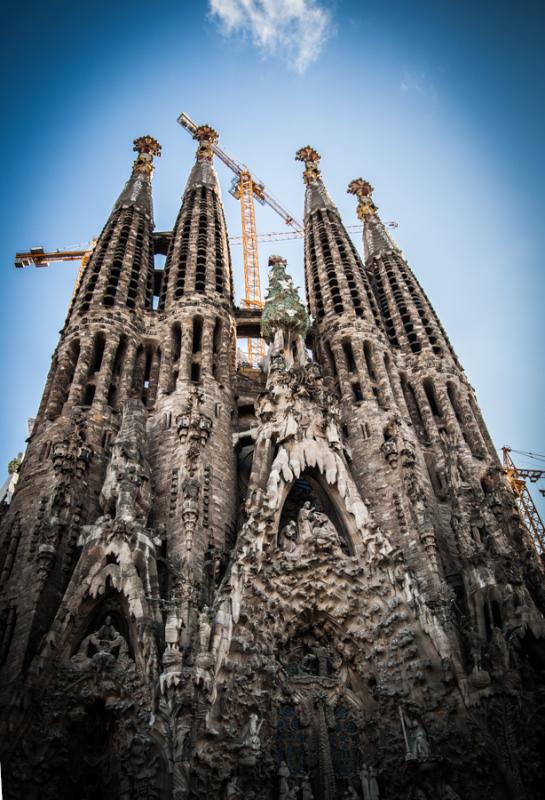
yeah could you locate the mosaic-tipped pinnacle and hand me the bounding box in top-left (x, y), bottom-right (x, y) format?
top-left (133, 136), bottom-right (162, 158)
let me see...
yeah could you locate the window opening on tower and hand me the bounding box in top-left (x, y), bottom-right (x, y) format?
top-left (82, 384), bottom-right (96, 407)
top-left (342, 341), bottom-right (356, 374)
top-left (103, 209), bottom-right (133, 307)
top-left (423, 378), bottom-right (442, 419)
top-left (127, 219), bottom-right (146, 309)
top-left (316, 211), bottom-right (344, 315)
top-left (195, 187), bottom-right (209, 293)
top-left (174, 193), bottom-right (197, 299)
top-left (192, 317), bottom-right (203, 354)
top-left (363, 341), bottom-right (377, 383)
top-left (327, 211), bottom-right (364, 318)
top-left (211, 192), bottom-right (227, 295)
top-left (400, 373), bottom-right (426, 442)
top-left (172, 323), bottom-right (182, 363)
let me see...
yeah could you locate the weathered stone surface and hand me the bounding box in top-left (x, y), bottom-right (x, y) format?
top-left (0, 135), bottom-right (544, 800)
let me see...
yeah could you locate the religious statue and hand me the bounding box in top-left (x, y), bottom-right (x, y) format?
top-left (311, 510), bottom-right (341, 549)
top-left (99, 399), bottom-right (151, 525)
top-left (400, 708), bottom-right (431, 762)
top-left (239, 713), bottom-right (263, 766)
top-left (360, 764), bottom-right (381, 800)
top-left (279, 520), bottom-right (298, 552)
top-left (297, 501), bottom-right (314, 541)
top-left (198, 607), bottom-right (212, 653)
top-left (73, 615), bottom-right (128, 671)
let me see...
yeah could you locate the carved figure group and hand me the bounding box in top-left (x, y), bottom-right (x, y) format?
top-left (278, 502), bottom-right (342, 553)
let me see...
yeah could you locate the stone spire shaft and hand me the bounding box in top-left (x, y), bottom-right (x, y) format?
top-left (347, 177), bottom-right (495, 462)
top-left (159, 124), bottom-right (234, 310)
top-left (347, 177), bottom-right (461, 364)
top-left (295, 146), bottom-right (394, 413)
top-left (295, 146), bottom-right (382, 329)
top-left (70, 136), bottom-right (161, 319)
top-left (150, 125), bottom-right (237, 616)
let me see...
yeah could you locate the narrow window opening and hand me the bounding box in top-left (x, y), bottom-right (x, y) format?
top-left (352, 382), bottom-right (363, 402)
top-left (112, 335), bottom-right (127, 378)
top-left (172, 324), bottom-right (182, 363)
top-left (213, 318), bottom-right (222, 379)
top-left (107, 384), bottom-right (117, 409)
top-left (400, 373), bottom-right (426, 442)
top-left (192, 317), bottom-right (203, 354)
top-left (491, 600), bottom-right (502, 630)
top-left (423, 378), bottom-right (442, 418)
top-left (143, 347), bottom-right (153, 384)
top-left (342, 341), bottom-right (356, 373)
top-left (83, 384), bottom-right (96, 406)
top-left (363, 341), bottom-right (377, 382)
top-left (191, 362), bottom-right (201, 383)
top-left (325, 342), bottom-right (337, 378)
top-left (132, 345), bottom-right (145, 395)
top-left (90, 333), bottom-right (106, 375)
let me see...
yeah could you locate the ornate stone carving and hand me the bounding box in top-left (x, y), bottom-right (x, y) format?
top-left (100, 398), bottom-right (151, 525)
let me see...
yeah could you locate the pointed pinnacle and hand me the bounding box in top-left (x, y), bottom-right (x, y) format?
top-left (194, 124), bottom-right (219, 162)
top-left (133, 136), bottom-right (162, 158)
top-left (132, 136), bottom-right (161, 177)
top-left (347, 178), bottom-right (378, 219)
top-left (194, 124), bottom-right (219, 145)
top-left (295, 146), bottom-right (322, 184)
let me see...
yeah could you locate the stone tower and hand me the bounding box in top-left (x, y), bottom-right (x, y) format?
top-left (1, 132), bottom-right (545, 800)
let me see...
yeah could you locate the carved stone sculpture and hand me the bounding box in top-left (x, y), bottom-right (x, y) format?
top-left (100, 398), bottom-right (151, 525)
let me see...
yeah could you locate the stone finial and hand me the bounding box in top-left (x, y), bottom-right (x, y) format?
top-left (194, 124), bottom-right (219, 162)
top-left (347, 178), bottom-right (378, 219)
top-left (295, 146), bottom-right (322, 184)
top-left (261, 255), bottom-right (309, 341)
top-left (132, 135), bottom-right (162, 177)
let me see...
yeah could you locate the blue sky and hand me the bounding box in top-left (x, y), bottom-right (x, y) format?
top-left (1, 1), bottom-right (544, 510)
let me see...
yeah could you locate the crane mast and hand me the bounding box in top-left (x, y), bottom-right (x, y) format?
top-left (502, 446), bottom-right (545, 557)
top-left (232, 171), bottom-right (265, 362)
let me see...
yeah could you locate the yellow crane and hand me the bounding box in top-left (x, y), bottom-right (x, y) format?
top-left (502, 446), bottom-right (545, 557)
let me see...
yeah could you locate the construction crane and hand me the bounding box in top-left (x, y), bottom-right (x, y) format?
top-left (502, 446), bottom-right (545, 556)
top-left (178, 111), bottom-right (303, 365)
top-left (15, 243), bottom-right (97, 306)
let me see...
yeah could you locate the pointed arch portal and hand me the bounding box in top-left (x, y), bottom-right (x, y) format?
top-left (278, 467), bottom-right (354, 555)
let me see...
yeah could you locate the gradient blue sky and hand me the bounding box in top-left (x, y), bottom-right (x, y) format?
top-left (1, 1), bottom-right (544, 509)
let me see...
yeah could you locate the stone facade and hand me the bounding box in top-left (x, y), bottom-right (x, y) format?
top-left (0, 132), bottom-right (544, 800)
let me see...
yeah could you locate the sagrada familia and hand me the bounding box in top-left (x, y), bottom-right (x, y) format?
top-left (1, 126), bottom-right (544, 800)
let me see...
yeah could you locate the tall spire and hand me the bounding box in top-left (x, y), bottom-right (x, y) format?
top-left (295, 146), bottom-right (338, 217)
top-left (295, 146), bottom-right (381, 327)
top-left (347, 178), bottom-right (460, 363)
top-left (159, 124), bottom-right (233, 308)
top-left (113, 135), bottom-right (161, 220)
top-left (183, 123), bottom-right (223, 194)
top-left (347, 178), bottom-right (397, 261)
top-left (71, 136), bottom-right (161, 318)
